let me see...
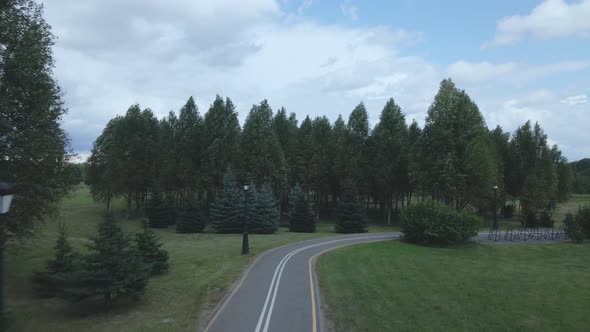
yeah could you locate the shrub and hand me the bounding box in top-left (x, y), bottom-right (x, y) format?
top-left (288, 184), bottom-right (316, 233)
top-left (502, 204), bottom-right (515, 218)
top-left (335, 182), bottom-right (367, 234)
top-left (32, 224), bottom-right (80, 298)
top-left (400, 202), bottom-right (480, 246)
top-left (564, 213), bottom-right (584, 243)
top-left (576, 206), bottom-right (590, 239)
top-left (539, 211), bottom-right (554, 227)
top-left (136, 222), bottom-right (169, 275)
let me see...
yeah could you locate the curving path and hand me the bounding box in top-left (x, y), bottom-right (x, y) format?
top-left (201, 231), bottom-right (566, 332)
top-left (202, 233), bottom-right (399, 332)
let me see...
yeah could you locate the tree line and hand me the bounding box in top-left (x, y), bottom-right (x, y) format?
top-left (87, 79), bottom-right (573, 227)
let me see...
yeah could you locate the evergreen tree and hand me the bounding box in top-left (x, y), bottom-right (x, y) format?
top-left (335, 181), bottom-right (368, 233)
top-left (61, 213), bottom-right (150, 304)
top-left (246, 185), bottom-right (280, 234)
top-left (203, 96), bottom-right (241, 197)
top-left (310, 116), bottom-right (333, 213)
top-left (412, 79), bottom-right (495, 209)
top-left (371, 98), bottom-right (409, 224)
top-left (241, 100), bottom-right (287, 195)
top-left (177, 97), bottom-right (204, 195)
top-left (135, 221), bottom-right (169, 275)
top-left (210, 171), bottom-right (244, 233)
top-left (176, 194), bottom-right (205, 233)
top-left (330, 115), bottom-right (348, 200)
top-left (146, 192), bottom-right (168, 228)
top-left (288, 184), bottom-right (315, 233)
top-left (33, 224), bottom-right (79, 297)
top-left (1, 0), bottom-right (72, 237)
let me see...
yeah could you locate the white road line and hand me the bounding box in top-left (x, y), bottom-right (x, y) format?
top-left (254, 234), bottom-right (393, 332)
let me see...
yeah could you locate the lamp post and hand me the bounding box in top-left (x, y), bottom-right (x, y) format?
top-left (242, 185), bottom-right (250, 255)
top-left (0, 182), bottom-right (15, 332)
top-left (492, 184), bottom-right (498, 230)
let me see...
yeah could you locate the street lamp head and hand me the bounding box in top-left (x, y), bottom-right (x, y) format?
top-left (0, 182), bottom-right (15, 214)
top-left (492, 185), bottom-right (498, 190)
top-left (244, 185), bottom-right (250, 191)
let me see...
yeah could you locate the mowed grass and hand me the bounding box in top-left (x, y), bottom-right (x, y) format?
top-left (317, 240), bottom-right (590, 332)
top-left (6, 185), bottom-right (395, 332)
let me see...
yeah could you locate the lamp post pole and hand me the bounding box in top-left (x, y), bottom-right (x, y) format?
top-left (493, 184), bottom-right (498, 230)
top-left (0, 182), bottom-right (16, 332)
top-left (242, 185), bottom-right (250, 255)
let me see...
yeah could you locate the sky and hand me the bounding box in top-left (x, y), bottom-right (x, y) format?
top-left (40, 0), bottom-right (590, 161)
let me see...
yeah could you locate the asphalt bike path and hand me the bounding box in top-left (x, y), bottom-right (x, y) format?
top-left (202, 231), bottom-right (566, 332)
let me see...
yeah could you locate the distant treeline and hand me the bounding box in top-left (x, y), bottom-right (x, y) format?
top-left (571, 158), bottom-right (590, 194)
top-left (86, 79), bottom-right (572, 223)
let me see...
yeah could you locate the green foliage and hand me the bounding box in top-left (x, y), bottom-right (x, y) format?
top-left (246, 185), bottom-right (280, 234)
top-left (576, 206), bottom-right (590, 239)
top-left (32, 224), bottom-right (80, 297)
top-left (176, 207), bottom-right (205, 233)
top-left (203, 96), bottom-right (241, 194)
top-left (538, 211), bottom-right (554, 227)
top-left (60, 213), bottom-right (150, 304)
top-left (564, 213), bottom-right (584, 243)
top-left (502, 204), bottom-right (515, 218)
top-left (400, 202), bottom-right (480, 245)
top-left (210, 171), bottom-right (244, 233)
top-left (411, 79), bottom-right (494, 210)
top-left (240, 100), bottom-right (287, 193)
top-left (288, 184), bottom-right (316, 233)
top-left (0, 0), bottom-right (71, 237)
top-left (146, 192), bottom-right (168, 228)
top-left (571, 159), bottom-right (590, 194)
top-left (335, 182), bottom-right (367, 233)
top-left (135, 222), bottom-right (169, 275)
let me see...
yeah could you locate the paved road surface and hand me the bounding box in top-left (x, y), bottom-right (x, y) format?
top-left (203, 233), bottom-right (399, 332)
top-left (202, 231), bottom-right (567, 332)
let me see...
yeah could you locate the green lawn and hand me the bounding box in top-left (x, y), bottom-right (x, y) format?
top-left (6, 185), bottom-right (395, 332)
top-left (317, 241), bottom-right (590, 332)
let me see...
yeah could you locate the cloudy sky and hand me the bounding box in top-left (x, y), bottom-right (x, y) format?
top-left (41, 0), bottom-right (590, 161)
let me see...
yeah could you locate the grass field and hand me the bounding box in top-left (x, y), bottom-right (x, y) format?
top-left (317, 240), bottom-right (590, 332)
top-left (6, 185), bottom-right (395, 332)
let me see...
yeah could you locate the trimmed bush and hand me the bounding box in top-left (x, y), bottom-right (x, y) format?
top-left (288, 184), bottom-right (316, 233)
top-left (335, 182), bottom-right (367, 234)
top-left (136, 222), bottom-right (169, 275)
top-left (400, 202), bottom-right (480, 246)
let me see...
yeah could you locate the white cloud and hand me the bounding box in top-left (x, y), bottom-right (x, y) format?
top-left (484, 0), bottom-right (590, 48)
top-left (38, 0), bottom-right (590, 161)
top-left (297, 0), bottom-right (313, 15)
top-left (480, 89), bottom-right (590, 160)
top-left (340, 1), bottom-right (359, 21)
top-left (447, 59), bottom-right (590, 84)
top-left (447, 61), bottom-right (518, 82)
top-left (561, 94), bottom-right (588, 105)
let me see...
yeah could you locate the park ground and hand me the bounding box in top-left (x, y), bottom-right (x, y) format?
top-left (6, 186), bottom-right (590, 331)
top-left (317, 240), bottom-right (590, 332)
